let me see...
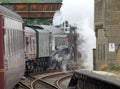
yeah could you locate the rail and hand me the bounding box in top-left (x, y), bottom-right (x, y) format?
top-left (18, 70), bottom-right (73, 89)
top-left (18, 82), bottom-right (31, 89)
top-left (68, 70), bottom-right (120, 89)
top-left (56, 74), bottom-right (72, 89)
top-left (31, 78), bottom-right (58, 89)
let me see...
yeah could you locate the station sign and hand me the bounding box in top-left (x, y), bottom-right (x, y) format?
top-left (109, 43), bottom-right (115, 52)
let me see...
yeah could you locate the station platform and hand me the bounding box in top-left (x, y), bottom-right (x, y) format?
top-left (68, 70), bottom-right (120, 89)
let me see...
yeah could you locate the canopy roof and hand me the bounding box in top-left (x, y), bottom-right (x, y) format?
top-left (0, 0), bottom-right (62, 3)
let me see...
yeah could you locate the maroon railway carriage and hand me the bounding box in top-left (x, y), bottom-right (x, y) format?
top-left (0, 5), bottom-right (25, 89)
top-left (24, 26), bottom-right (36, 61)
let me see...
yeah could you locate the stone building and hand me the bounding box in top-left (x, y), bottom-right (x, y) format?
top-left (94, 0), bottom-right (120, 70)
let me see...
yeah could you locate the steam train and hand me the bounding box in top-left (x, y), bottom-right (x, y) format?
top-left (0, 5), bottom-right (25, 89)
top-left (24, 25), bottom-right (69, 72)
top-left (0, 5), bottom-right (70, 89)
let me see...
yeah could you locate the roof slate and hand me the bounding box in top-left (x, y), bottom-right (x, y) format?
top-left (0, 0), bottom-right (62, 3)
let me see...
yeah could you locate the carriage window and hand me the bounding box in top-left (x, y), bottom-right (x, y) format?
top-left (17, 30), bottom-right (20, 50)
top-left (20, 31), bottom-right (23, 49)
top-left (9, 29), bottom-right (12, 56)
top-left (4, 28), bottom-right (8, 57)
top-left (16, 30), bottom-right (18, 52)
top-left (8, 29), bottom-right (11, 56)
top-left (11, 29), bottom-right (13, 55)
top-left (14, 30), bottom-right (17, 54)
top-left (14, 30), bottom-right (16, 52)
top-left (20, 31), bottom-right (22, 49)
top-left (13, 29), bottom-right (15, 53)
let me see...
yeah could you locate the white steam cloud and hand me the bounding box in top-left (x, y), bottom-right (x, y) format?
top-left (53, 0), bottom-right (96, 70)
top-left (76, 20), bottom-right (96, 70)
top-left (53, 11), bottom-right (63, 26)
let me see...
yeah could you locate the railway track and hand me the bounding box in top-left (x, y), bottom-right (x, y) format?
top-left (32, 79), bottom-right (58, 89)
top-left (40, 71), bottom-right (73, 88)
top-left (18, 70), bottom-right (120, 89)
top-left (18, 70), bottom-right (73, 89)
top-left (18, 82), bottom-right (31, 89)
top-left (56, 74), bottom-right (72, 89)
top-left (18, 75), bottom-right (35, 89)
top-left (18, 75), bottom-right (58, 89)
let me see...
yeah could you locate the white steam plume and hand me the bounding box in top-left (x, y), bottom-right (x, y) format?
top-left (53, 0), bottom-right (96, 70)
top-left (53, 11), bottom-right (63, 26)
top-left (76, 20), bottom-right (96, 70)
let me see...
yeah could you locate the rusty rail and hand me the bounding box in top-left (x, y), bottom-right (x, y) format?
top-left (18, 82), bottom-right (31, 89)
top-left (56, 74), bottom-right (72, 89)
top-left (31, 78), bottom-right (58, 89)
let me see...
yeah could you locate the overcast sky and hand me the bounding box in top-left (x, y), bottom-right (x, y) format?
top-left (60, 0), bottom-right (94, 25)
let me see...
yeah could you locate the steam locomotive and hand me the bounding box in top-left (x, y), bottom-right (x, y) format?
top-left (0, 5), bottom-right (71, 89)
top-left (24, 25), bottom-right (69, 72)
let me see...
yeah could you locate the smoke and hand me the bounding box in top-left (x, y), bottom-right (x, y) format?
top-left (76, 20), bottom-right (96, 70)
top-left (53, 11), bottom-right (63, 26)
top-left (53, 0), bottom-right (96, 70)
top-left (49, 48), bottom-right (71, 72)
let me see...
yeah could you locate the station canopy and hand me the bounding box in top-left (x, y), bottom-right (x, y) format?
top-left (0, 0), bottom-right (62, 3)
top-left (1, 0), bottom-right (62, 18)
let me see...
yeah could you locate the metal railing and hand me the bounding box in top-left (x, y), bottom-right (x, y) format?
top-left (68, 70), bottom-right (120, 89)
